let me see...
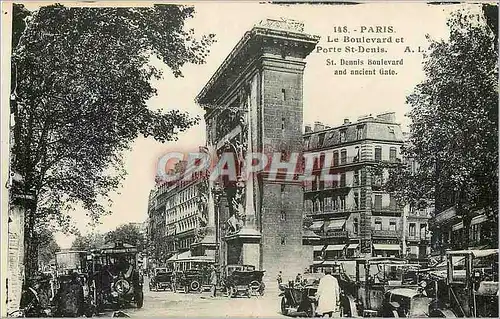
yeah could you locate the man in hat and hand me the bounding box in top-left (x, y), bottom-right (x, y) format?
top-left (209, 265), bottom-right (217, 298)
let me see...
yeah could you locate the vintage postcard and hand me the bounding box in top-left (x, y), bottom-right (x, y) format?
top-left (1, 1), bottom-right (498, 317)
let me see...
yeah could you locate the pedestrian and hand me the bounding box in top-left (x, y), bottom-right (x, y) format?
top-left (210, 265), bottom-right (217, 298)
top-left (295, 273), bottom-right (302, 283)
top-left (315, 269), bottom-right (341, 317)
top-left (277, 271), bottom-right (283, 287)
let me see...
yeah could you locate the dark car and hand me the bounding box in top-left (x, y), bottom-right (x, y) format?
top-left (223, 265), bottom-right (265, 298)
top-left (280, 273), bottom-right (322, 317)
top-left (88, 242), bottom-right (144, 311)
top-left (176, 269), bottom-right (207, 293)
top-left (149, 268), bottom-right (174, 291)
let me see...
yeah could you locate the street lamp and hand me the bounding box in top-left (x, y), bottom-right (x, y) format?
top-left (211, 181), bottom-right (223, 266)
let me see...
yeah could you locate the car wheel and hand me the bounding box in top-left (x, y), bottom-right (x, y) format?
top-left (281, 297), bottom-right (289, 316)
top-left (136, 291), bottom-right (144, 309)
top-left (305, 302), bottom-right (316, 318)
top-left (190, 280), bottom-right (200, 292)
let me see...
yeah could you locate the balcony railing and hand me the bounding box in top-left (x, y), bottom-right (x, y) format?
top-left (323, 230), bottom-right (349, 238)
top-left (372, 205), bottom-right (401, 213)
top-left (372, 229), bottom-right (401, 238)
top-left (407, 233), bottom-right (432, 241)
top-left (305, 206), bottom-right (360, 215)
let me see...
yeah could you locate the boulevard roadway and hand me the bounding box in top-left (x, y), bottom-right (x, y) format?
top-left (101, 279), bottom-right (286, 317)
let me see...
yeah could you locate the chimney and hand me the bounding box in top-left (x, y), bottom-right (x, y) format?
top-left (313, 121), bottom-right (325, 132)
top-left (376, 112), bottom-right (396, 123)
top-left (343, 118), bottom-right (350, 125)
top-left (325, 125), bottom-right (331, 130)
top-left (304, 125), bottom-right (312, 133)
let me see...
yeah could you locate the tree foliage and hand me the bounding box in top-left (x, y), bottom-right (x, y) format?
top-left (10, 3), bottom-right (215, 275)
top-left (71, 232), bottom-right (106, 251)
top-left (37, 229), bottom-right (60, 267)
top-left (388, 6), bottom-right (498, 248)
top-left (104, 223), bottom-right (145, 251)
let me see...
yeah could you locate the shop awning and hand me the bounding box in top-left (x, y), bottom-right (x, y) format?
top-left (325, 244), bottom-right (346, 251)
top-left (314, 245), bottom-right (325, 251)
top-left (309, 221), bottom-right (324, 231)
top-left (326, 218), bottom-right (346, 230)
top-left (373, 244), bottom-right (400, 251)
top-left (452, 222), bottom-right (463, 231)
top-left (347, 243), bottom-right (359, 249)
top-left (177, 250), bottom-right (192, 260)
top-left (471, 214), bottom-right (488, 226)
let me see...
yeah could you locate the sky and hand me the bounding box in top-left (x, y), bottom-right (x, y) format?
top-left (17, 1), bottom-right (482, 248)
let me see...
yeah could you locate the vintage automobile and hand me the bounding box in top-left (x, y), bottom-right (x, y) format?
top-left (336, 257), bottom-right (431, 317)
top-left (428, 249), bottom-right (499, 318)
top-left (175, 269), bottom-right (208, 293)
top-left (222, 264), bottom-right (265, 298)
top-left (279, 273), bottom-right (322, 317)
top-left (53, 250), bottom-right (94, 317)
top-left (383, 287), bottom-right (431, 317)
top-left (149, 268), bottom-right (175, 291)
top-left (88, 242), bottom-right (144, 311)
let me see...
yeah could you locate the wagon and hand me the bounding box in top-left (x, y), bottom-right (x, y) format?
top-left (223, 265), bottom-right (265, 298)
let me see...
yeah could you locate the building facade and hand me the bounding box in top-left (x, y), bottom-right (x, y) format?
top-left (147, 160), bottom-right (215, 269)
top-left (302, 113), bottom-right (430, 260)
top-left (196, 18), bottom-right (319, 282)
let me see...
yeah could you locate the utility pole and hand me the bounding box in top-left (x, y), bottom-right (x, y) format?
top-left (402, 204), bottom-right (408, 258)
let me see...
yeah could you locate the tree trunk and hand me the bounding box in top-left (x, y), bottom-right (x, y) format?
top-left (24, 208), bottom-right (39, 279)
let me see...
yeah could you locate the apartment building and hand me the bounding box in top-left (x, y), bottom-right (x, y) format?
top-left (303, 112), bottom-right (430, 260)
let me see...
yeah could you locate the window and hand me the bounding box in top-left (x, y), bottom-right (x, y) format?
top-left (420, 224), bottom-right (427, 239)
top-left (324, 197), bottom-right (332, 211)
top-left (388, 126), bottom-right (395, 134)
top-left (354, 170), bottom-right (360, 186)
top-left (281, 236), bottom-right (286, 245)
top-left (340, 173), bottom-right (346, 187)
top-left (374, 147), bottom-right (382, 161)
top-left (356, 126), bottom-right (364, 140)
top-left (390, 147), bottom-right (397, 162)
top-left (340, 130), bottom-right (347, 143)
top-left (332, 197), bottom-right (338, 210)
top-left (340, 150), bottom-right (347, 164)
top-left (354, 192), bottom-right (359, 209)
top-left (318, 133), bottom-right (326, 146)
top-left (282, 117), bottom-right (286, 131)
top-left (333, 152), bottom-right (339, 166)
top-left (319, 153), bottom-right (325, 169)
top-left (281, 184), bottom-right (285, 200)
top-left (339, 195), bottom-right (346, 210)
top-left (409, 223), bottom-right (416, 237)
top-left (354, 147), bottom-right (360, 162)
top-left (353, 218), bottom-right (359, 234)
top-left (389, 221), bottom-right (396, 231)
top-left (375, 220), bottom-right (382, 231)
top-left (374, 195), bottom-right (382, 210)
top-left (281, 88), bottom-right (286, 101)
top-left (280, 211), bottom-right (286, 221)
top-left (304, 137), bottom-right (310, 149)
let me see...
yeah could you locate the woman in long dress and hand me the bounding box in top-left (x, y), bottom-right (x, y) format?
top-left (315, 269), bottom-right (340, 317)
